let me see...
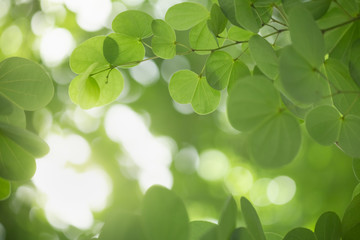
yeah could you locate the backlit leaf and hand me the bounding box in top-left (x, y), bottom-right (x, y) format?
top-left (112, 10), bottom-right (153, 39)
top-left (189, 221), bottom-right (217, 240)
top-left (227, 59), bottom-right (251, 92)
top-left (0, 57), bottom-right (54, 111)
top-left (189, 21), bottom-right (219, 55)
top-left (349, 39), bottom-right (360, 86)
top-left (230, 227), bottom-right (254, 240)
top-left (169, 70), bottom-right (199, 104)
top-left (228, 26), bottom-right (254, 42)
top-left (353, 158), bottom-right (360, 181)
top-left (165, 2), bottom-right (209, 31)
top-left (205, 51), bottom-right (234, 90)
top-left (151, 19), bottom-right (176, 59)
top-left (218, 0), bottom-right (240, 26)
top-left (191, 76), bottom-right (221, 115)
top-left (218, 196), bottom-right (237, 240)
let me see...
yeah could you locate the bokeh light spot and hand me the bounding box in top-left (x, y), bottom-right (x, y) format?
top-left (198, 149), bottom-right (229, 181)
top-left (225, 167), bottom-right (253, 196)
top-left (267, 176), bottom-right (296, 205)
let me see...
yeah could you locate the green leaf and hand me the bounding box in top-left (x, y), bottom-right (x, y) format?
top-left (264, 232), bottom-right (283, 240)
top-left (142, 185), bottom-right (189, 240)
top-left (0, 177), bottom-right (10, 201)
top-left (189, 21), bottom-right (219, 55)
top-left (337, 0), bottom-right (359, 17)
top-left (189, 221), bottom-right (217, 240)
top-left (342, 194), bottom-right (360, 240)
top-left (353, 183), bottom-right (360, 198)
top-left (325, 58), bottom-right (360, 116)
top-left (169, 70), bottom-right (221, 115)
top-left (240, 197), bottom-right (266, 240)
top-left (69, 74), bottom-right (100, 109)
top-left (249, 35), bottom-right (278, 79)
top-left (249, 112), bottom-right (301, 167)
top-left (230, 227), bottom-right (254, 240)
top-left (283, 228), bottom-right (317, 240)
top-left (218, 0), bottom-right (240, 27)
top-left (0, 134), bottom-right (36, 181)
top-left (305, 105), bottom-right (342, 146)
top-left (304, 0), bottom-right (332, 19)
top-left (99, 211), bottom-right (146, 240)
top-left (151, 19), bottom-right (176, 59)
top-left (112, 10), bottom-right (153, 39)
top-left (330, 23), bottom-right (359, 63)
top-left (0, 98), bottom-right (25, 128)
top-left (205, 51), bottom-right (234, 90)
top-left (279, 46), bottom-right (329, 104)
top-left (94, 69), bottom-right (124, 107)
top-left (228, 26), bottom-right (254, 42)
top-left (207, 4), bottom-right (228, 37)
top-left (353, 158), bottom-right (360, 181)
top-left (227, 76), bottom-right (281, 132)
top-left (349, 39), bottom-right (360, 87)
top-left (0, 122), bottom-right (49, 158)
top-left (218, 196), bottom-right (237, 240)
top-left (70, 36), bottom-right (109, 74)
top-left (315, 211), bottom-right (342, 240)
top-left (227, 60), bottom-right (251, 93)
top-left (235, 0), bottom-right (261, 33)
top-left (338, 115), bottom-right (360, 158)
top-left (288, 6), bottom-right (325, 67)
top-left (0, 57), bottom-right (54, 111)
top-left (165, 2), bottom-right (209, 31)
top-left (103, 33), bottom-right (145, 67)
top-left (191, 76), bottom-right (221, 115)
top-left (0, 95), bottom-right (13, 115)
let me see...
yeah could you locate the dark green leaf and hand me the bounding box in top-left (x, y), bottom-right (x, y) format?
top-left (304, 0), bottom-right (332, 19)
top-left (218, 0), bottom-right (240, 26)
top-left (349, 39), bottom-right (360, 86)
top-left (142, 185), bottom-right (189, 240)
top-left (207, 4), bottom-right (228, 37)
top-left (338, 115), bottom-right (360, 158)
top-left (189, 221), bottom-right (217, 240)
top-left (342, 194), bottom-right (360, 240)
top-left (315, 211), bottom-right (342, 240)
top-left (240, 197), bottom-right (266, 240)
top-left (0, 98), bottom-right (25, 128)
top-left (227, 59), bottom-right (251, 92)
top-left (0, 177), bottom-right (10, 201)
top-left (165, 2), bottom-right (209, 31)
top-left (112, 10), bottom-right (153, 39)
top-left (283, 228), bottom-right (317, 240)
top-left (353, 158), bottom-right (360, 181)
top-left (230, 227), bottom-right (254, 240)
top-left (0, 57), bottom-right (54, 111)
top-left (218, 196), bottom-right (237, 240)
top-left (264, 232), bottom-right (283, 240)
top-left (205, 51), bottom-right (234, 90)
top-left (337, 0), bottom-right (359, 17)
top-left (235, 0), bottom-right (261, 33)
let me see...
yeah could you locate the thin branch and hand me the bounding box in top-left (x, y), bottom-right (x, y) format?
top-left (322, 16), bottom-right (360, 33)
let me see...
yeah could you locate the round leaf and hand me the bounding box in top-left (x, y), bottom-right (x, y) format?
top-left (249, 112), bottom-right (301, 168)
top-left (169, 70), bottom-right (199, 104)
top-left (279, 46), bottom-right (329, 104)
top-left (95, 69), bottom-right (124, 107)
top-left (112, 10), bottom-right (153, 39)
top-left (142, 185), bottom-right (189, 240)
top-left (349, 39), bottom-right (360, 86)
top-left (218, 196), bottom-right (237, 240)
top-left (218, 0), bottom-right (241, 27)
top-left (103, 33), bottom-right (145, 67)
top-left (227, 59), bottom-right (251, 92)
top-left (151, 19), bottom-right (176, 59)
top-left (191, 76), bottom-right (221, 115)
top-left (305, 105), bottom-right (342, 145)
top-left (342, 194), bottom-right (360, 240)
top-left (0, 98), bottom-right (25, 128)
top-left (338, 115), bottom-right (360, 158)
top-left (249, 35), bottom-right (279, 79)
top-left (207, 4), bottom-right (228, 37)
top-left (69, 74), bottom-right (100, 109)
top-left (0, 177), bottom-right (10, 201)
top-left (189, 221), bottom-right (217, 240)
top-left (165, 2), bottom-right (209, 31)
top-left (205, 51), bottom-right (234, 90)
top-left (235, 0), bottom-right (261, 33)
top-left (283, 228), bottom-right (317, 240)
top-left (227, 76), bottom-right (281, 132)
top-left (315, 211), bottom-right (341, 240)
top-left (288, 6), bottom-right (325, 67)
top-left (70, 36), bottom-right (109, 74)
top-left (240, 197), bottom-right (266, 240)
top-left (189, 21), bottom-right (219, 54)
top-left (228, 26), bottom-right (254, 42)
top-left (0, 57), bottom-right (54, 111)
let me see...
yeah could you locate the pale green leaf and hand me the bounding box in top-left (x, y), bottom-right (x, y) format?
top-left (227, 76), bottom-right (281, 132)
top-left (95, 69), bottom-right (124, 107)
top-left (218, 196), bottom-right (237, 240)
top-left (103, 33), bottom-right (145, 67)
top-left (70, 36), bottom-right (109, 74)
top-left (235, 0), bottom-right (261, 33)
top-left (165, 2), bottom-right (209, 31)
top-left (283, 228), bottom-right (317, 240)
top-left (249, 35), bottom-right (278, 79)
top-left (228, 26), bottom-right (254, 42)
top-left (189, 21), bottom-right (219, 55)
top-left (0, 57), bottom-right (54, 111)
top-left (205, 51), bottom-right (234, 90)
top-left (288, 6), bottom-right (325, 67)
top-left (315, 211), bottom-right (341, 240)
top-left (305, 105), bottom-right (342, 145)
top-left (279, 46), bottom-right (329, 104)
top-left (0, 134), bottom-right (36, 181)
top-left (338, 115), bottom-right (360, 158)
top-left (0, 96), bottom-right (25, 128)
top-left (240, 197), bottom-right (266, 240)
top-left (0, 177), bottom-right (10, 201)
top-left (78, 76), bottom-right (100, 109)
top-left (249, 112), bottom-right (301, 167)
top-left (337, 0), bottom-right (359, 17)
top-left (169, 70), bottom-right (199, 104)
top-left (112, 10), bottom-right (153, 39)
top-left (142, 185), bottom-right (189, 240)
top-left (191, 76), bottom-right (221, 115)
top-left (342, 194), bottom-right (360, 240)
top-left (151, 19), bottom-right (176, 59)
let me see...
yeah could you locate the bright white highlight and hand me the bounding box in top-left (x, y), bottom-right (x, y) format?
top-left (73, 107), bottom-right (102, 133)
top-left (197, 149), bottom-right (229, 181)
top-left (250, 178), bottom-right (272, 207)
top-left (0, 0), bottom-right (10, 19)
top-left (32, 132), bottom-right (112, 230)
top-left (104, 105), bottom-right (173, 192)
top-left (267, 176), bottom-right (296, 205)
top-left (122, 0), bottom-right (144, 7)
top-left (40, 28), bottom-right (75, 67)
top-left (130, 60), bottom-right (160, 86)
top-left (161, 56), bottom-right (191, 82)
top-left (65, 0), bottom-right (112, 32)
top-left (225, 167), bottom-right (253, 195)
top-left (0, 25), bottom-right (23, 55)
top-left (31, 12), bottom-right (55, 36)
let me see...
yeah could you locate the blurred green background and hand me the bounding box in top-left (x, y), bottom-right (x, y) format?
top-left (0, 0), bottom-right (357, 239)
